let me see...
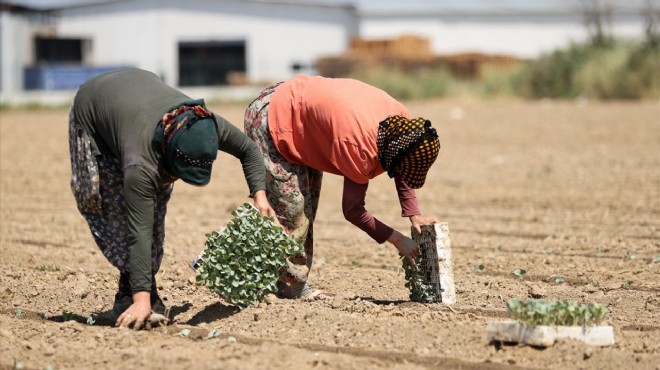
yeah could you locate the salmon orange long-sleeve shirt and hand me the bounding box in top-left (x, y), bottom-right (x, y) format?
top-left (268, 75), bottom-right (421, 243)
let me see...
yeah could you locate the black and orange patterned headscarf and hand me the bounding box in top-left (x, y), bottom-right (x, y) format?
top-left (377, 115), bottom-right (440, 188)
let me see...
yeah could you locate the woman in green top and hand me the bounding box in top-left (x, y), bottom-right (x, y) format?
top-left (69, 68), bottom-right (275, 329)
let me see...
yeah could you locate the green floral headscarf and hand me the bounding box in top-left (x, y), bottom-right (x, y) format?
top-left (152, 99), bottom-right (218, 185)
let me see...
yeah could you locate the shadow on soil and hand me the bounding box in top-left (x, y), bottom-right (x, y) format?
top-left (185, 301), bottom-right (240, 325)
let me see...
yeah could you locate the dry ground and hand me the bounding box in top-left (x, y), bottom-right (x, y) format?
top-left (1, 99), bottom-right (659, 370)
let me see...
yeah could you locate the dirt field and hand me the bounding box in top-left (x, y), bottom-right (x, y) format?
top-left (1, 99), bottom-right (658, 370)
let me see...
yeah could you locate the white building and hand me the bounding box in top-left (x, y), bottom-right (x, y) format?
top-left (0, 0), bottom-right (358, 103)
top-left (0, 0), bottom-right (651, 105)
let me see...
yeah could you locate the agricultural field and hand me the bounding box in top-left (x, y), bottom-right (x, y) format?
top-left (1, 99), bottom-right (658, 369)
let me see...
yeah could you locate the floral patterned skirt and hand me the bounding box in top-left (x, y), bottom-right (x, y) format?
top-left (68, 102), bottom-right (171, 275)
top-left (243, 83), bottom-right (323, 291)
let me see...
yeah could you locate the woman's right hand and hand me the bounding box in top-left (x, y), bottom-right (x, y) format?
top-left (115, 291), bottom-right (151, 330)
top-left (387, 230), bottom-right (420, 267)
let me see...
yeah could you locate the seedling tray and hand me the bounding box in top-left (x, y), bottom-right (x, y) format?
top-left (487, 320), bottom-right (615, 347)
top-left (409, 223), bottom-right (456, 305)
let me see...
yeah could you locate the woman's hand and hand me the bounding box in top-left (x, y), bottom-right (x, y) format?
top-left (409, 214), bottom-right (438, 234)
top-left (115, 291), bottom-right (151, 330)
top-left (387, 230), bottom-right (420, 267)
top-left (253, 190), bottom-right (278, 219)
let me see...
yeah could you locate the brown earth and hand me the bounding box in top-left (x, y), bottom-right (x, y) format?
top-left (1, 99), bottom-right (659, 370)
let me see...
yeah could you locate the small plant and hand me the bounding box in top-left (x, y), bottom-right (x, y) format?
top-left (62, 311), bottom-right (74, 322)
top-left (512, 268), bottom-right (527, 278)
top-left (507, 299), bottom-right (608, 326)
top-left (206, 329), bottom-right (221, 339)
top-left (624, 250), bottom-right (635, 261)
top-left (86, 316), bottom-right (95, 326)
top-left (554, 276), bottom-right (565, 285)
top-left (401, 255), bottom-right (437, 303)
top-left (654, 254), bottom-right (660, 263)
top-left (475, 264), bottom-right (485, 274)
top-left (15, 309), bottom-right (22, 318)
top-left (13, 359), bottom-right (23, 370)
top-left (176, 329), bottom-right (191, 337)
top-left (196, 203), bottom-right (303, 309)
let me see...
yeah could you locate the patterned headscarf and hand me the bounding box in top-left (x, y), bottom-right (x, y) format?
top-left (152, 100), bottom-right (219, 185)
top-left (377, 115), bottom-right (440, 188)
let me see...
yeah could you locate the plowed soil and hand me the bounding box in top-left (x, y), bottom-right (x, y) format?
top-left (1, 99), bottom-right (658, 370)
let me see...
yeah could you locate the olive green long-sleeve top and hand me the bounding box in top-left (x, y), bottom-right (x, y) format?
top-left (72, 68), bottom-right (266, 292)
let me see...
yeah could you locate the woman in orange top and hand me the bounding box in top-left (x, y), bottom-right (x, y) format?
top-left (244, 74), bottom-right (440, 299)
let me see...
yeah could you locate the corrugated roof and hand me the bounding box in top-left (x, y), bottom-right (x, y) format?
top-left (1, 0), bottom-right (354, 11)
top-left (1, 0), bottom-right (653, 15)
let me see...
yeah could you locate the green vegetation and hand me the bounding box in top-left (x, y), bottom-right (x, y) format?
top-left (196, 203), bottom-right (303, 308)
top-left (401, 255), bottom-right (438, 303)
top-left (507, 299), bottom-right (608, 326)
top-left (519, 41), bottom-right (660, 100)
top-left (512, 268), bottom-right (527, 278)
top-left (352, 67), bottom-right (453, 100)
top-left (350, 40), bottom-right (659, 101)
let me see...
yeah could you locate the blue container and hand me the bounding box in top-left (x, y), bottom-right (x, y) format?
top-left (24, 65), bottom-right (132, 90)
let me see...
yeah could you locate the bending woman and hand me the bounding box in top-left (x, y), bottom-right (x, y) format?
top-left (69, 68), bottom-right (274, 329)
top-left (244, 74), bottom-right (440, 300)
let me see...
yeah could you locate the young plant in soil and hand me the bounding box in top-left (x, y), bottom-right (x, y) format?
top-left (196, 203), bottom-right (303, 308)
top-left (401, 254), bottom-right (438, 303)
top-left (507, 299), bottom-right (608, 326)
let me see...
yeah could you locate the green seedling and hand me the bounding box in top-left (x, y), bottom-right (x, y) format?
top-left (507, 298), bottom-right (607, 326)
top-left (196, 203), bottom-right (303, 309)
top-left (512, 268), bottom-right (527, 278)
top-left (15, 309), bottom-right (21, 318)
top-left (496, 245), bottom-right (503, 253)
top-left (62, 311), bottom-right (74, 322)
top-left (207, 329), bottom-right (221, 339)
top-left (86, 316), bottom-right (95, 326)
top-left (554, 276), bottom-right (565, 285)
top-left (654, 255), bottom-right (660, 263)
top-left (624, 250), bottom-right (635, 261)
top-left (475, 264), bottom-right (485, 274)
top-left (401, 255), bottom-right (437, 303)
top-left (177, 329), bottom-right (191, 337)
top-left (13, 359), bottom-right (23, 370)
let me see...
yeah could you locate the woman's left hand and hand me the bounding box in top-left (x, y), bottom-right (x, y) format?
top-left (409, 214), bottom-right (438, 234)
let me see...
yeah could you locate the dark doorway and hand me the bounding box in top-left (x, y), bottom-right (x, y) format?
top-left (178, 40), bottom-right (246, 86)
top-left (35, 37), bottom-right (85, 64)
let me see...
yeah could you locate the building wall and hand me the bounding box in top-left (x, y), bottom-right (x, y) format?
top-left (359, 14), bottom-right (646, 58)
top-left (0, 9), bottom-right (46, 93)
top-left (54, 0), bottom-right (358, 86)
